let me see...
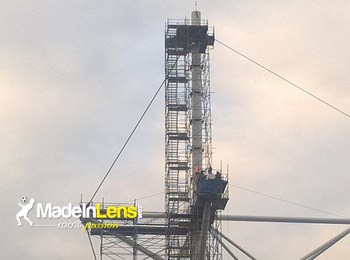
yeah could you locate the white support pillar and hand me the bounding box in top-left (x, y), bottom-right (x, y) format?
top-left (198, 202), bottom-right (212, 259)
top-left (191, 10), bottom-right (203, 174)
top-left (190, 11), bottom-right (206, 259)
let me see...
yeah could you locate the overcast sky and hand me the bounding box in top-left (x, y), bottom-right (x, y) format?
top-left (2, 1), bottom-right (350, 259)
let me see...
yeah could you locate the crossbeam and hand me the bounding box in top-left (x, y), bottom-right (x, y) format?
top-left (141, 212), bottom-right (350, 225)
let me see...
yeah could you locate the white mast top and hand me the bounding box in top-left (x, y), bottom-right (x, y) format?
top-left (191, 10), bottom-right (201, 25)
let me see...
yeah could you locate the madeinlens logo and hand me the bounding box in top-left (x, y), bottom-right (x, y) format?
top-left (16, 197), bottom-right (142, 231)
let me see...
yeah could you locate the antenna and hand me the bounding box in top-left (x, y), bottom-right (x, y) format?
top-left (195, 0), bottom-right (198, 11)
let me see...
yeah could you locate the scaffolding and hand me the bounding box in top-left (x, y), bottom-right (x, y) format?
top-left (165, 18), bottom-right (192, 259)
top-left (165, 12), bottom-right (227, 259)
top-left (81, 10), bottom-right (229, 260)
top-left (82, 201), bottom-right (169, 260)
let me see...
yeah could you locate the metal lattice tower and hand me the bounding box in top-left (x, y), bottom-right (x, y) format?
top-left (165, 11), bottom-right (226, 259)
top-left (81, 10), bottom-right (229, 260)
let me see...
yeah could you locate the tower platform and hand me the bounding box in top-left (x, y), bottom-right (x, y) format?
top-left (192, 177), bottom-right (229, 230)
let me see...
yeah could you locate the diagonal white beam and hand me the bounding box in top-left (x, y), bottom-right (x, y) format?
top-left (300, 226), bottom-right (350, 260)
top-left (211, 227), bottom-right (257, 260)
top-left (210, 228), bottom-right (239, 260)
top-left (111, 232), bottom-right (163, 260)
